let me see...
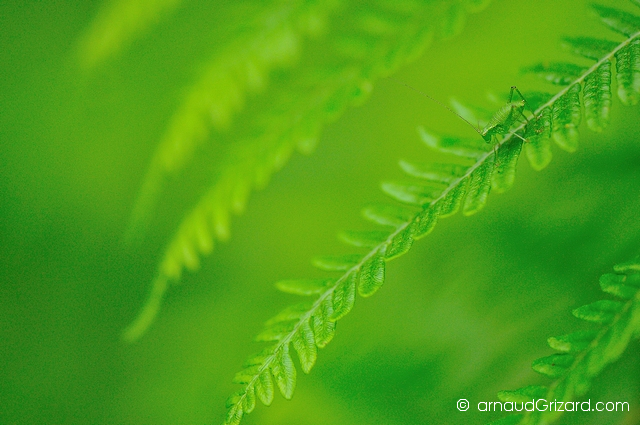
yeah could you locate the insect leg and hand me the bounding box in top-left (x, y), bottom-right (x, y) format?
top-left (512, 86), bottom-right (526, 103)
top-left (507, 86), bottom-right (516, 103)
top-left (510, 86), bottom-right (528, 120)
top-left (511, 132), bottom-right (527, 142)
top-left (512, 86), bottom-right (540, 121)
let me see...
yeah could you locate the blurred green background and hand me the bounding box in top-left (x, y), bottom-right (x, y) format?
top-left (1, 0), bottom-right (639, 424)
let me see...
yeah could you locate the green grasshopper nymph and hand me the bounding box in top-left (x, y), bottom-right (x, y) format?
top-left (394, 80), bottom-right (541, 160)
top-left (480, 86), bottom-right (540, 145)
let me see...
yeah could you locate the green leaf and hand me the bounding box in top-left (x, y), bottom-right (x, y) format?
top-left (491, 139), bottom-right (523, 193)
top-left (523, 62), bottom-right (586, 85)
top-left (399, 160), bottom-right (467, 184)
top-left (358, 252), bottom-right (386, 297)
top-left (339, 230), bottom-right (390, 248)
top-left (312, 298), bottom-right (336, 348)
top-left (627, 273), bottom-right (640, 287)
top-left (292, 319), bottom-right (317, 374)
top-left (584, 310), bottom-right (639, 375)
top-left (613, 255), bottom-right (640, 272)
top-left (381, 181), bottom-right (441, 206)
top-left (276, 279), bottom-right (333, 296)
top-left (385, 222), bottom-right (416, 260)
top-left (362, 203), bottom-right (416, 227)
top-left (526, 104), bottom-right (553, 140)
top-left (615, 39), bottom-right (640, 106)
top-left (439, 3), bottom-right (466, 39)
top-left (256, 321), bottom-right (297, 342)
top-left (572, 300), bottom-right (624, 324)
top-left (462, 158), bottom-right (493, 215)
top-left (312, 254), bottom-right (362, 271)
top-left (233, 366), bottom-right (261, 384)
top-left (599, 272), bottom-right (639, 299)
top-left (583, 60), bottom-right (612, 132)
top-left (438, 178), bottom-right (468, 217)
top-left (527, 137), bottom-right (552, 171)
top-left (78, 0), bottom-right (184, 68)
top-left (226, 391), bottom-right (245, 409)
top-left (271, 344), bottom-right (296, 400)
top-left (413, 204), bottom-right (439, 239)
top-left (547, 330), bottom-right (598, 353)
top-left (532, 354), bottom-right (575, 378)
top-left (266, 303), bottom-right (314, 326)
top-left (121, 277), bottom-right (169, 343)
top-left (243, 346), bottom-right (274, 368)
top-left (331, 272), bottom-right (357, 321)
top-left (256, 370), bottom-right (274, 406)
top-left (418, 127), bottom-right (488, 159)
top-left (562, 36), bottom-right (618, 60)
top-left (551, 84), bottom-right (582, 152)
top-left (497, 385), bottom-right (548, 402)
top-left (224, 403), bottom-right (243, 425)
top-left (525, 106), bottom-right (553, 171)
top-left (542, 378), bottom-right (575, 420)
top-left (591, 4), bottom-right (640, 36)
top-left (243, 386), bottom-right (256, 414)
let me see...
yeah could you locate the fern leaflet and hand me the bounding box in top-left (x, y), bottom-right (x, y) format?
top-left (78, 0), bottom-right (183, 68)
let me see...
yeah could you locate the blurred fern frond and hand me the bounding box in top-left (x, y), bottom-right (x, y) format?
top-left (119, 0), bottom-right (492, 342)
top-left (490, 256), bottom-right (640, 425)
top-left (78, 0), bottom-right (184, 68)
top-left (222, 3), bottom-right (640, 423)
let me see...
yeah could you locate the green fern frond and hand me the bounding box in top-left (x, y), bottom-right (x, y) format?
top-left (123, 0), bottom-right (491, 341)
top-left (518, 3), bottom-right (640, 167)
top-left (127, 0), bottom-right (339, 239)
top-left (490, 255), bottom-right (640, 425)
top-left (222, 3), bottom-right (640, 423)
top-left (78, 0), bottom-right (183, 68)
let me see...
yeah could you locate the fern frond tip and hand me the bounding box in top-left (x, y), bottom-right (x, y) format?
top-left (121, 277), bottom-right (169, 343)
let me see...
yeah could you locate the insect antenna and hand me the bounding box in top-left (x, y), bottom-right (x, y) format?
top-left (390, 77), bottom-right (483, 137)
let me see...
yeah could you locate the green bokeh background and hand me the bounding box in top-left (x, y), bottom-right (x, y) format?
top-left (1, 0), bottom-right (639, 424)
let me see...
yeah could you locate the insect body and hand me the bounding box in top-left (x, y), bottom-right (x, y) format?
top-left (479, 86), bottom-right (536, 145)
